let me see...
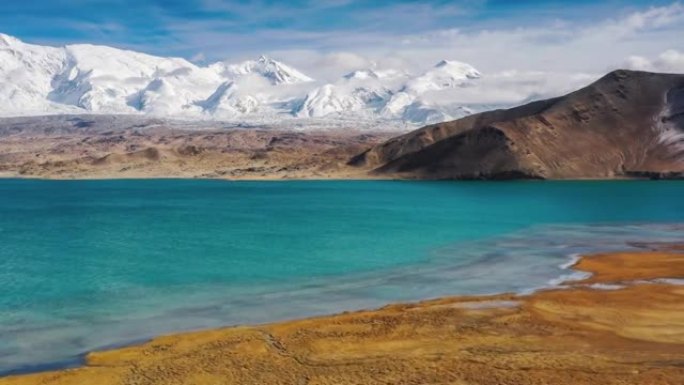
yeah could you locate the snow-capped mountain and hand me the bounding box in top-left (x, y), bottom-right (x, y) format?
top-left (294, 68), bottom-right (400, 119)
top-left (402, 60), bottom-right (481, 94)
top-left (199, 82), bottom-right (260, 117)
top-left (0, 33), bottom-right (486, 125)
top-left (210, 55), bottom-right (314, 85)
top-left (294, 60), bottom-right (480, 123)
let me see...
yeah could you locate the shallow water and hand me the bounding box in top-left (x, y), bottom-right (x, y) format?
top-left (0, 179), bottom-right (683, 374)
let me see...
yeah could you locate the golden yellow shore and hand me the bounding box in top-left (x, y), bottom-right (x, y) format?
top-left (3, 249), bottom-right (684, 385)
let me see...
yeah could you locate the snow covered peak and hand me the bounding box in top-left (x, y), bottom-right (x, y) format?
top-left (344, 68), bottom-right (407, 81)
top-left (199, 82), bottom-right (259, 117)
top-left (0, 33), bottom-right (21, 47)
top-left (221, 55), bottom-right (314, 85)
top-left (344, 69), bottom-right (380, 80)
top-left (64, 44), bottom-right (198, 80)
top-left (402, 59), bottom-right (481, 94)
top-left (294, 82), bottom-right (392, 118)
top-left (296, 84), bottom-right (357, 118)
top-left (434, 59), bottom-right (481, 78)
top-left (296, 66), bottom-right (404, 118)
top-left (0, 33), bottom-right (489, 125)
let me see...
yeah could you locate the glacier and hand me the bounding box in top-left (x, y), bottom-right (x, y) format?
top-left (0, 33), bottom-right (587, 127)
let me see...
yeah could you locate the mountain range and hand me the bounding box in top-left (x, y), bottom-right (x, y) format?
top-left (351, 70), bottom-right (684, 179)
top-left (0, 33), bottom-right (489, 125)
top-left (0, 69), bottom-right (682, 180)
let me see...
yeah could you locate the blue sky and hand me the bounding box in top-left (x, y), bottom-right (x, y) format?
top-left (0, 1), bottom-right (675, 53)
top-left (1, 0), bottom-right (683, 76)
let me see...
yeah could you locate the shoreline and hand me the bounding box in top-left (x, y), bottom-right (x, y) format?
top-left (0, 239), bottom-right (597, 377)
top-left (0, 173), bottom-right (677, 181)
top-left (2, 248), bottom-right (683, 384)
top-left (0, 174), bottom-right (392, 182)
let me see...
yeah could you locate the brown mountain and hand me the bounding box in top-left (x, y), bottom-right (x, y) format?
top-left (350, 70), bottom-right (684, 179)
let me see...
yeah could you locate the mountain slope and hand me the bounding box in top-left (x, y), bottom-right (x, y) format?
top-left (350, 70), bottom-right (684, 179)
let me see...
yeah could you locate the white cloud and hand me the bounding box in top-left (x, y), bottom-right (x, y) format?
top-left (157, 3), bottom-right (682, 109)
top-left (625, 49), bottom-right (684, 73)
top-left (190, 52), bottom-right (207, 64)
top-left (156, 2), bottom-right (682, 80)
top-left (621, 2), bottom-right (684, 30)
top-left (421, 71), bottom-right (598, 107)
top-left (262, 50), bottom-right (413, 82)
top-left (371, 2), bottom-right (684, 74)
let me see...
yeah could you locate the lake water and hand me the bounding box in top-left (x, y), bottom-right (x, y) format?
top-left (1, 179), bottom-right (683, 374)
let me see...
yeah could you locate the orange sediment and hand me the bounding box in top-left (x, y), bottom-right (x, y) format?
top-left (2, 249), bottom-right (684, 385)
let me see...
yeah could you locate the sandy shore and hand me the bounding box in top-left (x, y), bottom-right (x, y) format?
top-left (2, 248), bottom-right (684, 385)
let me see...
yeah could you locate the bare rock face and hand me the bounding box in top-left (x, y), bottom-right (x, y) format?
top-left (351, 70), bottom-right (684, 179)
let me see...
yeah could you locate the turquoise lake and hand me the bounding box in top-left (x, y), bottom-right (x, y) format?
top-left (1, 179), bottom-right (683, 374)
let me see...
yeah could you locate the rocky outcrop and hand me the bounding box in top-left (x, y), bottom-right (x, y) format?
top-left (351, 70), bottom-right (684, 179)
